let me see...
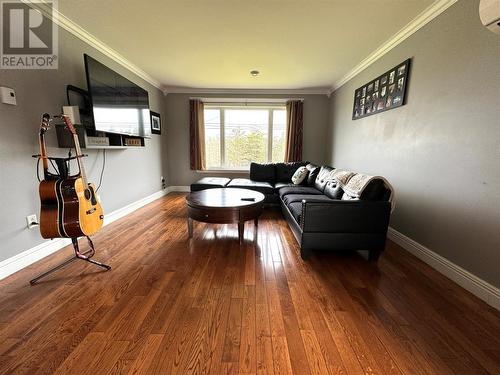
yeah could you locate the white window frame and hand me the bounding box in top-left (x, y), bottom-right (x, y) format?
top-left (203, 103), bottom-right (286, 171)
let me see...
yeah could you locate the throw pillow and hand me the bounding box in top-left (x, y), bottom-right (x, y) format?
top-left (291, 166), bottom-right (308, 185)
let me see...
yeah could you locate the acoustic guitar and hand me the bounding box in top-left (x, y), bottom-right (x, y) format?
top-left (39, 114), bottom-right (104, 239)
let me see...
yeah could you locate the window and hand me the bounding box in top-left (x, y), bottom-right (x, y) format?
top-left (204, 105), bottom-right (286, 170)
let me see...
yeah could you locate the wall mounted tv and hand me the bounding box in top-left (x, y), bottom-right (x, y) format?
top-left (84, 54), bottom-right (151, 138)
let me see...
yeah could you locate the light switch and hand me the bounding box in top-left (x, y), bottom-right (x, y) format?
top-left (0, 86), bottom-right (17, 105)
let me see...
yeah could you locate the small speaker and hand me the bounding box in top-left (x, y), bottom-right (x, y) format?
top-left (62, 105), bottom-right (81, 125)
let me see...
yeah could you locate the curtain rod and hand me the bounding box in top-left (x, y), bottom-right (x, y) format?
top-left (189, 97), bottom-right (304, 103)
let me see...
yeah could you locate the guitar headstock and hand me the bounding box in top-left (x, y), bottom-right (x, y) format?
top-left (40, 113), bottom-right (51, 135)
top-left (61, 114), bottom-right (77, 135)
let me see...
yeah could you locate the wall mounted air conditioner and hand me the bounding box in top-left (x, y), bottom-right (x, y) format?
top-left (480, 0), bottom-right (500, 34)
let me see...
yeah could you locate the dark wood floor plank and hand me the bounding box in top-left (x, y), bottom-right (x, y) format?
top-left (338, 256), bottom-right (457, 375)
top-left (35, 303), bottom-right (113, 374)
top-left (0, 279), bottom-right (110, 373)
top-left (0, 194), bottom-right (498, 375)
top-left (183, 287), bottom-right (220, 374)
top-left (300, 329), bottom-right (332, 375)
top-left (331, 261), bottom-right (444, 375)
top-left (206, 262), bottom-right (238, 374)
top-left (271, 336), bottom-right (294, 375)
top-left (255, 255), bottom-right (274, 375)
top-left (82, 339), bottom-right (128, 375)
top-left (376, 259), bottom-right (493, 374)
top-left (222, 297), bottom-right (243, 363)
top-left (273, 261), bottom-right (312, 375)
top-left (53, 332), bottom-right (108, 375)
top-left (126, 333), bottom-right (163, 374)
top-left (239, 285), bottom-right (257, 374)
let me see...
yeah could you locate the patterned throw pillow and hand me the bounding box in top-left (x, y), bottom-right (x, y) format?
top-left (291, 166), bottom-right (309, 185)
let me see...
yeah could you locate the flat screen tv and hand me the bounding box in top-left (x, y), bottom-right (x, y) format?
top-left (84, 54), bottom-right (151, 138)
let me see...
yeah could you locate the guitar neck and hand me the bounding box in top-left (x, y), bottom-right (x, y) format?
top-left (72, 133), bottom-right (88, 186)
top-left (39, 132), bottom-right (49, 179)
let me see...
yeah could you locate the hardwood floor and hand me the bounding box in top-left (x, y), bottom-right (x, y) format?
top-left (1, 192), bottom-right (499, 374)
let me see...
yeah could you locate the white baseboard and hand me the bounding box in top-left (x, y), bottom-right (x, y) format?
top-left (387, 227), bottom-right (500, 311)
top-left (0, 188), bottom-right (172, 281)
top-left (0, 237), bottom-right (73, 281)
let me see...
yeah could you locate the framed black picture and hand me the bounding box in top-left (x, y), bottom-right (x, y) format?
top-left (150, 111), bottom-right (161, 135)
top-left (352, 58), bottom-right (411, 120)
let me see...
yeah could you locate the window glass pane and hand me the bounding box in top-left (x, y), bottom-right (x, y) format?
top-left (224, 109), bottom-right (268, 168)
top-left (272, 109), bottom-right (286, 162)
top-left (204, 109), bottom-right (221, 168)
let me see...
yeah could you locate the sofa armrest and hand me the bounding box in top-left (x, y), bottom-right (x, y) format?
top-left (300, 199), bottom-right (391, 233)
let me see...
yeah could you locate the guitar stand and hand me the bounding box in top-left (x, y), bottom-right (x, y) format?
top-left (29, 236), bottom-right (111, 285)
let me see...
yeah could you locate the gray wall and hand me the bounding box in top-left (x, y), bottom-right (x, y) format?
top-left (165, 93), bottom-right (330, 186)
top-left (327, 0), bottom-right (500, 287)
top-left (0, 27), bottom-right (168, 262)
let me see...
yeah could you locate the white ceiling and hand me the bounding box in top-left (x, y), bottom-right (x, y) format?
top-left (59, 0), bottom-right (436, 91)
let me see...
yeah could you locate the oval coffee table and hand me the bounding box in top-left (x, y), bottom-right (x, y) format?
top-left (186, 188), bottom-right (265, 243)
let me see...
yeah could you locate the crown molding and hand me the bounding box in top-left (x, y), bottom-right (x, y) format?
top-left (21, 0), bottom-right (164, 91)
top-left (163, 87), bottom-right (330, 96)
top-left (329, 0), bottom-right (458, 94)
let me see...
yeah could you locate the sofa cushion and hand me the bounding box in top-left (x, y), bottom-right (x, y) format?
top-left (274, 182), bottom-right (295, 189)
top-left (249, 162), bottom-right (275, 183)
top-left (324, 181), bottom-right (344, 199)
top-left (291, 166), bottom-right (309, 185)
top-left (275, 162), bottom-right (308, 182)
top-left (287, 202), bottom-right (303, 223)
top-left (305, 163), bottom-right (320, 186)
top-left (278, 186), bottom-right (322, 198)
top-left (314, 166), bottom-right (333, 192)
top-left (190, 177), bottom-right (231, 192)
top-left (227, 178), bottom-right (275, 195)
top-left (283, 194), bottom-right (332, 205)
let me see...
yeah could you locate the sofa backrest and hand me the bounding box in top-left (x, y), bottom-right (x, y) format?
top-left (275, 162), bottom-right (308, 182)
top-left (324, 180), bottom-right (344, 199)
top-left (249, 162), bottom-right (275, 182)
top-left (250, 161), bottom-right (309, 183)
top-left (313, 166), bottom-right (333, 192)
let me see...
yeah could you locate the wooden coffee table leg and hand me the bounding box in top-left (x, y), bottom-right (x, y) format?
top-left (238, 221), bottom-right (244, 244)
top-left (187, 217), bottom-right (193, 238)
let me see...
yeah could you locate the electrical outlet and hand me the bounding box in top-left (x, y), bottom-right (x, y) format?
top-left (161, 176), bottom-right (166, 189)
top-left (26, 214), bottom-right (39, 229)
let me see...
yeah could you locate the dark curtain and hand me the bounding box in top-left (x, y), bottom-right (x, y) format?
top-left (284, 100), bottom-right (304, 162)
top-left (189, 99), bottom-right (206, 170)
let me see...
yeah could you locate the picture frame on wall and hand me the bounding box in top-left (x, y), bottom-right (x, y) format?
top-left (352, 58), bottom-right (411, 120)
top-left (150, 111), bottom-right (161, 135)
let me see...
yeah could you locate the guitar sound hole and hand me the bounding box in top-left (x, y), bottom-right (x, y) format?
top-left (84, 189), bottom-right (92, 200)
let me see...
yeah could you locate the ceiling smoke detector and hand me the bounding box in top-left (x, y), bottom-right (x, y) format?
top-left (250, 70), bottom-right (260, 77)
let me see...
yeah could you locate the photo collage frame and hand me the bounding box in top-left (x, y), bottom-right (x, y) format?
top-left (352, 58), bottom-right (411, 120)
